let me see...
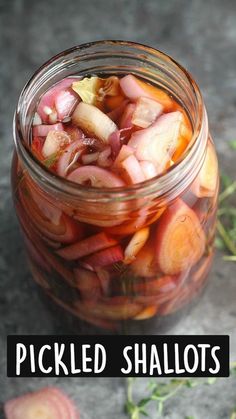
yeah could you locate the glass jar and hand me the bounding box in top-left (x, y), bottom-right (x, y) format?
top-left (12, 41), bottom-right (219, 334)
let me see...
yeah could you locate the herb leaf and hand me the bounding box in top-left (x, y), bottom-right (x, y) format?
top-left (229, 140), bottom-right (236, 150)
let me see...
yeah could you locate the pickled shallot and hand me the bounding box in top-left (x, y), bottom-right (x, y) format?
top-left (57, 232), bottom-right (117, 260)
top-left (4, 387), bottom-right (79, 419)
top-left (12, 71), bottom-right (218, 330)
top-left (30, 75), bottom-right (192, 185)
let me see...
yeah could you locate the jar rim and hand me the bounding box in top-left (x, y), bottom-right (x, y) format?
top-left (14, 40), bottom-right (205, 202)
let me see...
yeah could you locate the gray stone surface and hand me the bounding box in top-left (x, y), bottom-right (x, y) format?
top-left (0, 0), bottom-right (236, 417)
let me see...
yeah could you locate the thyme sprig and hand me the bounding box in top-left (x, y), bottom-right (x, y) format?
top-left (216, 174), bottom-right (236, 260)
top-left (125, 364), bottom-right (236, 419)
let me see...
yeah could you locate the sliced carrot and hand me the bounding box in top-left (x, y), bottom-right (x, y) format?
top-left (155, 199), bottom-right (206, 275)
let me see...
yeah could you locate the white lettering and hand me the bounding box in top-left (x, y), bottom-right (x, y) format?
top-left (82, 345), bottom-right (92, 372)
top-left (184, 345), bottom-right (199, 373)
top-left (38, 345), bottom-right (52, 374)
top-left (94, 344), bottom-right (106, 373)
top-left (121, 346), bottom-right (133, 374)
top-left (16, 343), bottom-right (27, 376)
top-left (149, 345), bottom-right (162, 375)
top-left (54, 343), bottom-right (68, 375)
top-left (209, 346), bottom-right (220, 374)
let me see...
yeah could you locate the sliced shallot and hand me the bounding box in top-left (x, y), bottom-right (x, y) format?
top-left (81, 151), bottom-right (99, 165)
top-left (72, 102), bottom-right (117, 143)
top-left (83, 245), bottom-right (124, 268)
top-left (32, 112), bottom-right (42, 126)
top-left (56, 232), bottom-right (117, 260)
top-left (120, 154), bottom-right (145, 184)
top-left (37, 77), bottom-right (78, 122)
top-left (120, 103), bottom-right (135, 129)
top-left (74, 267), bottom-right (101, 300)
top-left (57, 139), bottom-right (85, 177)
top-left (139, 160), bottom-right (158, 180)
top-left (97, 146), bottom-right (112, 167)
top-left (67, 165), bottom-right (125, 188)
top-left (113, 144), bottom-right (134, 168)
top-left (128, 111), bottom-right (185, 171)
top-left (120, 74), bottom-right (173, 110)
top-left (109, 130), bottom-right (121, 158)
top-left (4, 387), bottom-right (79, 419)
top-left (130, 243), bottom-right (157, 277)
top-left (33, 122), bottom-right (64, 138)
top-left (124, 227), bottom-right (150, 264)
top-left (55, 89), bottom-right (78, 120)
top-left (131, 96), bottom-right (163, 128)
top-left (42, 130), bottom-right (71, 158)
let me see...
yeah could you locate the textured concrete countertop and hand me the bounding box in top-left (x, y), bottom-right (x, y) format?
top-left (0, 0), bottom-right (236, 417)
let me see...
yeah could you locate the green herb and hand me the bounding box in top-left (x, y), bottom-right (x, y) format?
top-left (230, 409), bottom-right (236, 419)
top-left (125, 363), bottom-right (236, 418)
top-left (216, 176), bottom-right (236, 260)
top-left (221, 173), bottom-right (232, 189)
top-left (229, 140), bottom-right (236, 150)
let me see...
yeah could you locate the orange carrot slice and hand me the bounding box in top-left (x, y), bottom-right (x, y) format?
top-left (155, 199), bottom-right (206, 275)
